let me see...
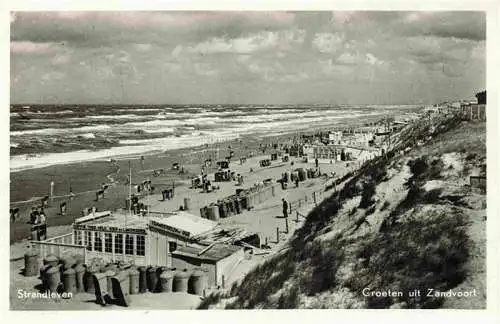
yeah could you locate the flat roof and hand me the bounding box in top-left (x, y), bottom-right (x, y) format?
top-left (149, 211), bottom-right (217, 237)
top-left (73, 210), bottom-right (217, 237)
top-left (74, 210), bottom-right (149, 231)
top-left (172, 243), bottom-right (243, 262)
top-left (75, 211), bottom-right (112, 224)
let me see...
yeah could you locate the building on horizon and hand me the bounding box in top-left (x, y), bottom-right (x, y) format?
top-left (460, 90), bottom-right (486, 121)
top-left (476, 91), bottom-right (486, 105)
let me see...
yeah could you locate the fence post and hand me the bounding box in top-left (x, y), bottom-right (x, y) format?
top-left (296, 211), bottom-right (299, 223)
top-left (276, 227), bottom-right (280, 243)
top-left (285, 218), bottom-right (289, 234)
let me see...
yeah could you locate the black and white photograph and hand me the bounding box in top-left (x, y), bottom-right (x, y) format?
top-left (7, 6), bottom-right (493, 313)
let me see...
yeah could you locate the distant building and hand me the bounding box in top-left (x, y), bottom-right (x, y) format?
top-left (424, 106), bottom-right (440, 115)
top-left (328, 131), bottom-right (343, 144)
top-left (476, 91), bottom-right (486, 105)
top-left (460, 90), bottom-right (486, 121)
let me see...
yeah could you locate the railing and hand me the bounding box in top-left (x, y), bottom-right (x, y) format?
top-left (288, 188), bottom-right (325, 213)
top-left (44, 233), bottom-right (74, 244)
top-left (30, 232), bottom-right (87, 263)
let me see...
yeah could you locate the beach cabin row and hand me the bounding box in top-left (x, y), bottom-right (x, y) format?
top-left (200, 182), bottom-right (278, 221)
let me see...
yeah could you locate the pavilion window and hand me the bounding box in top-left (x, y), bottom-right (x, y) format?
top-left (125, 235), bottom-right (134, 255)
top-left (94, 234), bottom-right (103, 252)
top-left (169, 241), bottom-right (177, 253)
top-left (86, 232), bottom-right (92, 251)
top-left (74, 231), bottom-right (82, 246)
top-left (104, 233), bottom-right (112, 253)
top-left (136, 235), bottom-right (145, 256)
top-left (115, 234), bottom-right (123, 254)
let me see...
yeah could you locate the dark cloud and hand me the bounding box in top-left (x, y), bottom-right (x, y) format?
top-left (399, 12), bottom-right (486, 41)
top-left (11, 11), bottom-right (296, 47)
top-left (10, 11), bottom-right (486, 105)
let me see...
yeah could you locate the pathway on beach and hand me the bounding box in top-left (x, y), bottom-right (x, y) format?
top-left (105, 163), bottom-right (121, 186)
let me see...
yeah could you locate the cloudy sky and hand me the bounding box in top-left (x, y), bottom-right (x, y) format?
top-left (10, 11), bottom-right (485, 105)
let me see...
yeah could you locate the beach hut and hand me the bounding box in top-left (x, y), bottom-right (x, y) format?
top-left (216, 161), bottom-right (229, 169)
top-left (170, 244), bottom-right (244, 287)
top-left (259, 159), bottom-right (271, 167)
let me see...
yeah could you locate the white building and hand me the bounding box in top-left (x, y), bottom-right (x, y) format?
top-left (328, 131), bottom-right (343, 144)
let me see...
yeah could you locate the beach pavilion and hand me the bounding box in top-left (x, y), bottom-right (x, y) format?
top-left (30, 210), bottom-right (246, 287)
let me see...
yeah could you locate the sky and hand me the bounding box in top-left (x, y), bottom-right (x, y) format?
top-left (10, 11), bottom-right (486, 105)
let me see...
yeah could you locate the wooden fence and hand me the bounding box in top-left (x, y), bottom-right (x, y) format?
top-left (30, 232), bottom-right (87, 263)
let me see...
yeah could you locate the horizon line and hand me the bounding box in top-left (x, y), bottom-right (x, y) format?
top-left (9, 102), bottom-right (446, 107)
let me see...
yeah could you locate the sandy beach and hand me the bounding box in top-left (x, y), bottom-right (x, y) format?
top-left (9, 144), bottom-right (362, 310)
top-left (9, 114), bottom-right (388, 244)
top-left (9, 115), bottom-right (375, 311)
top-left (8, 107), bottom-right (406, 311)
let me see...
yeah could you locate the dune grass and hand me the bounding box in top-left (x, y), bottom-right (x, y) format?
top-left (200, 113), bottom-right (479, 309)
top-left (346, 208), bottom-right (469, 308)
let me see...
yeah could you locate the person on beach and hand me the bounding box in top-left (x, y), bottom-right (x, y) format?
top-left (34, 210), bottom-right (46, 225)
top-left (282, 198), bottom-right (289, 218)
top-left (315, 157), bottom-right (319, 168)
top-left (29, 207), bottom-right (38, 224)
top-left (10, 208), bottom-right (19, 222)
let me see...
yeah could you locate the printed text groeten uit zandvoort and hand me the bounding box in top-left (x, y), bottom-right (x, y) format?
top-left (362, 288), bottom-right (478, 298)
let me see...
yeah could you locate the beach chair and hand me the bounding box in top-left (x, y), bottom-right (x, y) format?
top-left (92, 273), bottom-right (109, 306)
top-left (111, 271), bottom-right (131, 307)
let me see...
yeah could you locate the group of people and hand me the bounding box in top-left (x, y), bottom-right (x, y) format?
top-left (29, 206), bottom-right (48, 240)
top-left (129, 195), bottom-right (148, 216)
top-left (161, 188), bottom-right (175, 200)
top-left (29, 206), bottom-right (47, 225)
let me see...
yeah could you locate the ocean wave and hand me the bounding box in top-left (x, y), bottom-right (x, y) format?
top-left (9, 105), bottom-right (414, 171)
top-left (123, 119), bottom-right (186, 128)
top-left (114, 108), bottom-right (165, 113)
top-left (141, 127), bottom-right (176, 134)
top-left (72, 114), bottom-right (145, 120)
top-left (10, 132), bottom-right (238, 172)
top-left (20, 110), bottom-right (75, 115)
top-left (10, 124), bottom-right (112, 136)
top-left (79, 133), bottom-right (96, 139)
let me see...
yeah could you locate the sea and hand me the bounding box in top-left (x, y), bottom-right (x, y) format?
top-left (10, 104), bottom-right (422, 172)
